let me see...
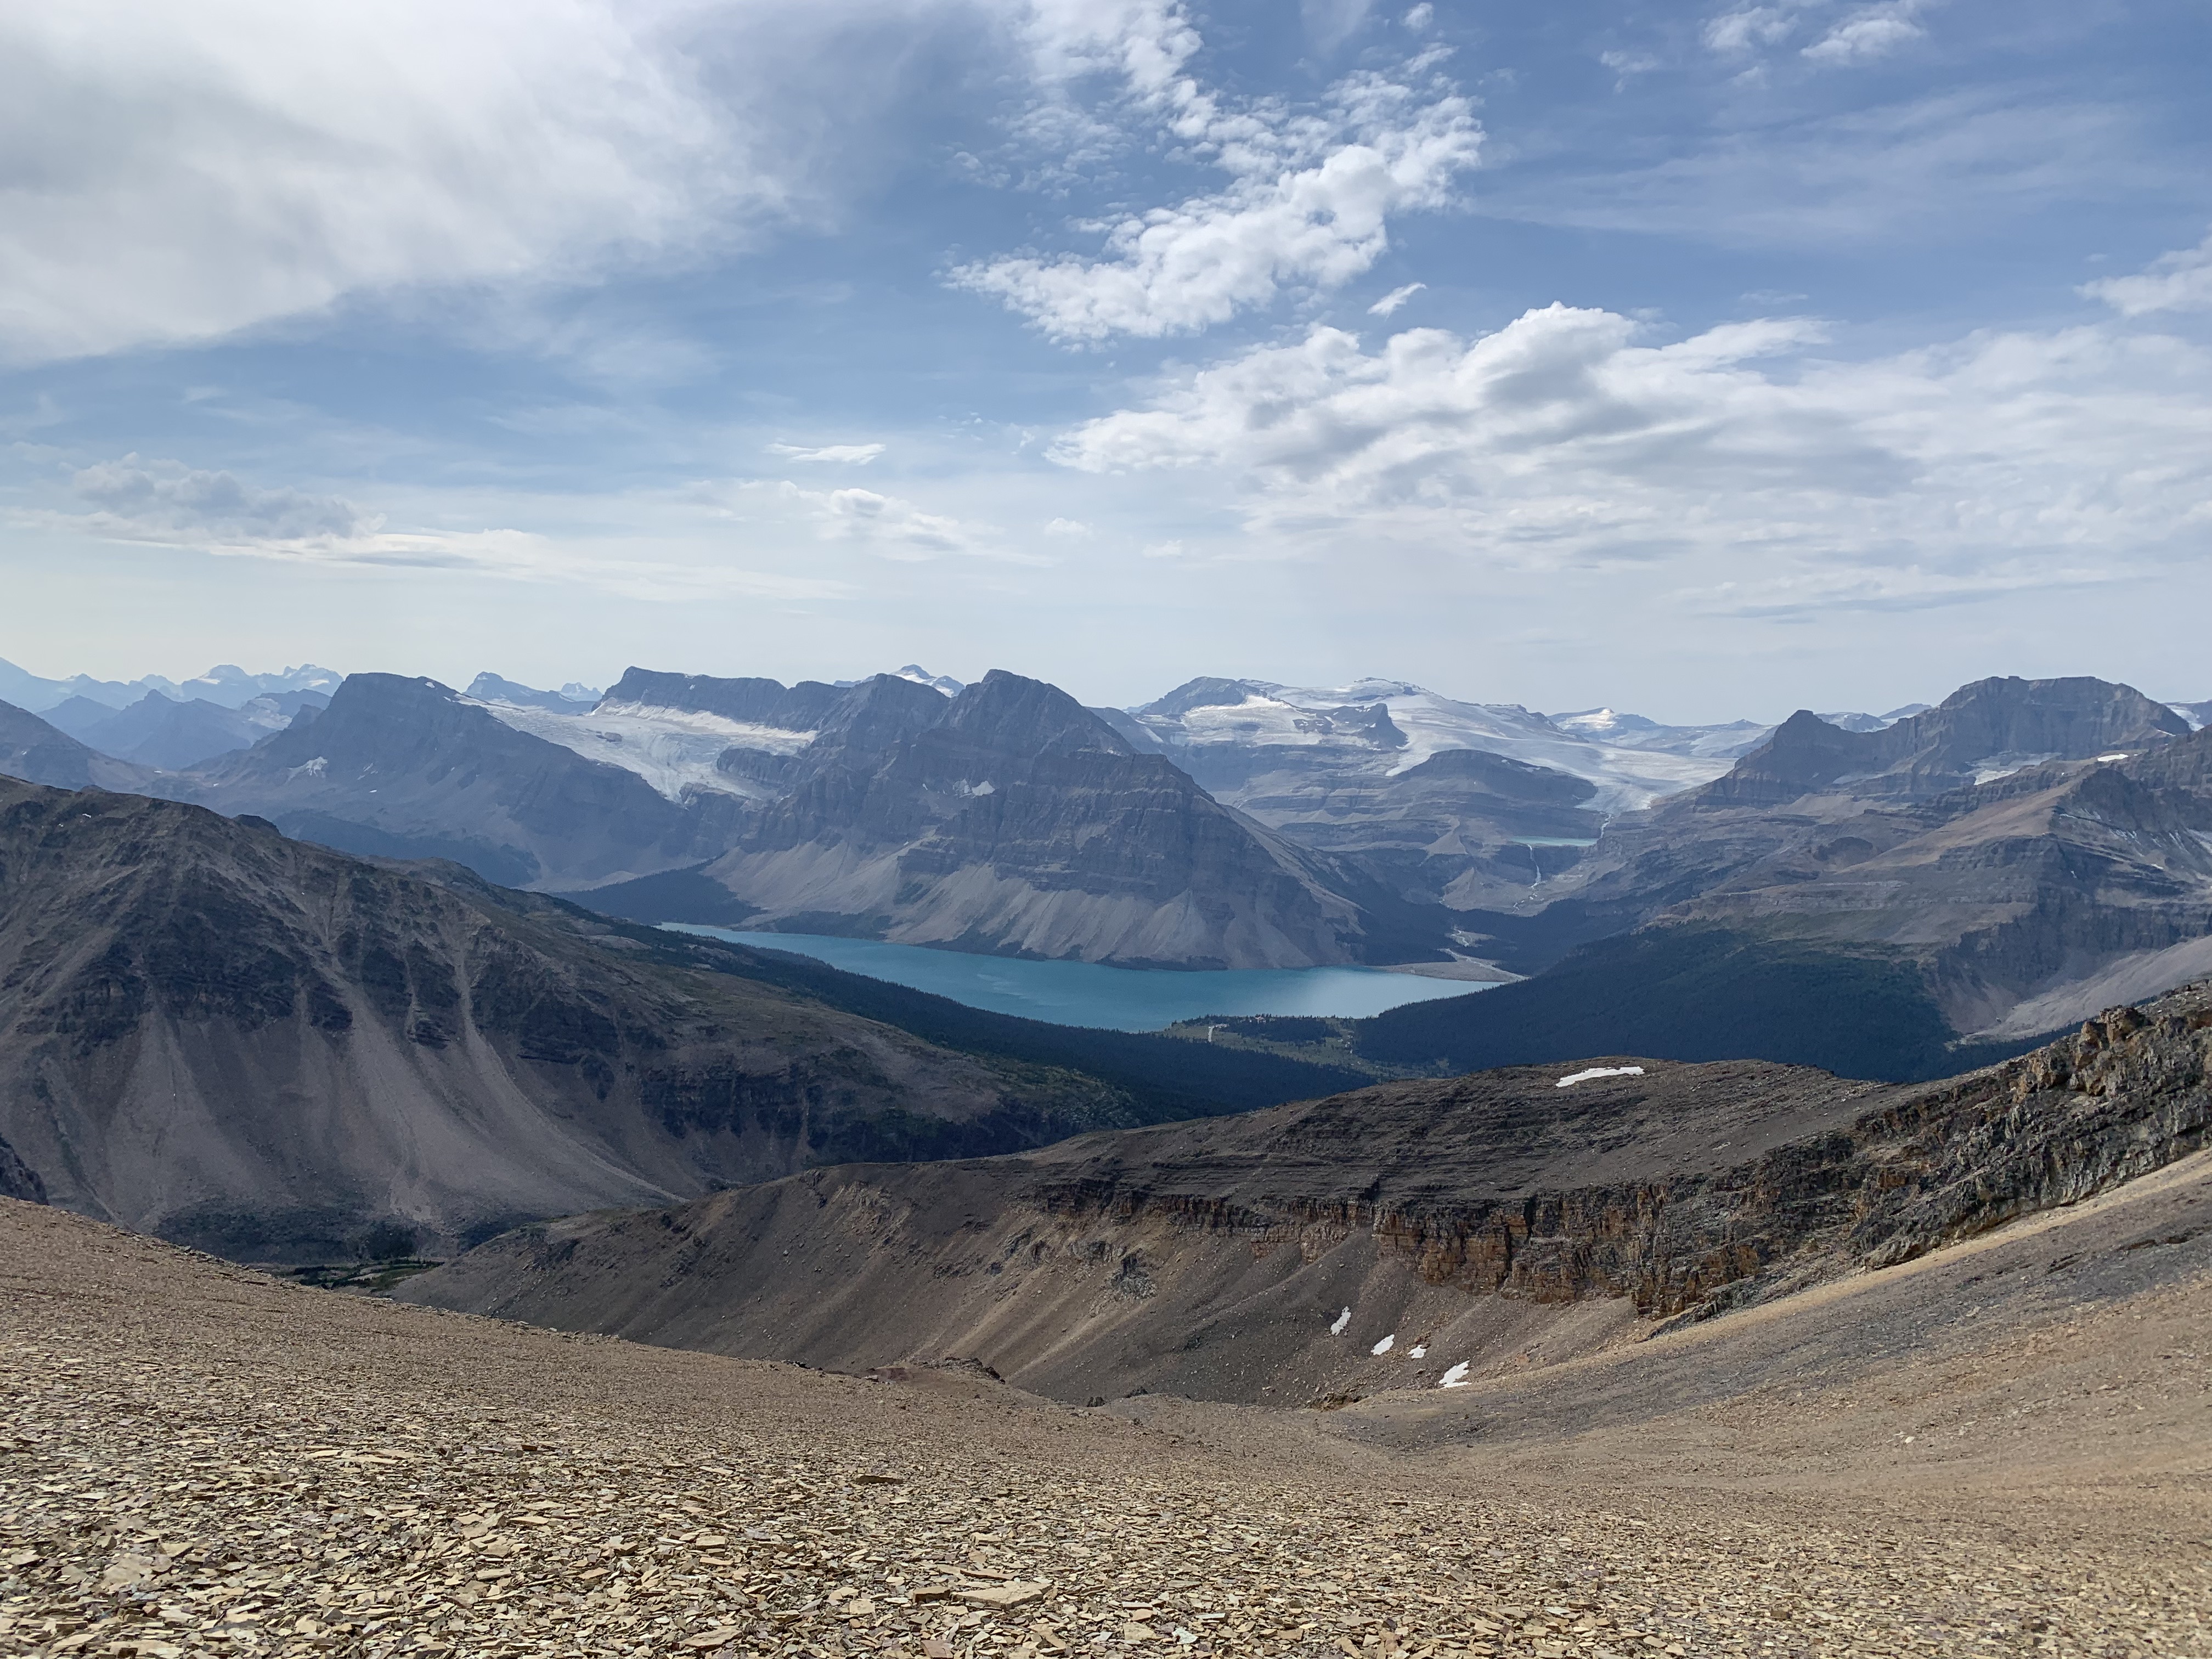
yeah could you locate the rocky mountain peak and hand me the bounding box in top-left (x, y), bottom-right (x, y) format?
top-left (1138, 677), bottom-right (1265, 720)
top-left (1917, 674), bottom-right (2189, 760)
top-left (1696, 676), bottom-right (2187, 808)
top-left (940, 671), bottom-right (1135, 759)
top-left (811, 673), bottom-right (955, 758)
top-left (599, 668), bottom-right (843, 731)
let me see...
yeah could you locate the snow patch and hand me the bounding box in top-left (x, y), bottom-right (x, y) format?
top-left (288, 757), bottom-right (328, 781)
top-left (473, 698), bottom-right (816, 802)
top-left (1370, 1334), bottom-right (1395, 1356)
top-left (1409, 1344), bottom-right (1426, 1359)
top-left (1438, 1362), bottom-right (1471, 1389)
top-left (1555, 1065), bottom-right (1645, 1088)
top-left (1329, 1307), bottom-right (1351, 1336)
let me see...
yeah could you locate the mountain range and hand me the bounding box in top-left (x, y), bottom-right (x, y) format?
top-left (0, 775), bottom-right (1362, 1261)
top-left (3, 655), bottom-right (2211, 1070)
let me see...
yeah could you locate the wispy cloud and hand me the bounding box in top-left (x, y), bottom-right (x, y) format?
top-left (72, 455), bottom-right (377, 543)
top-left (767, 442), bottom-right (887, 464)
top-left (0, 0), bottom-right (805, 366)
top-left (1368, 282), bottom-right (1426, 317)
top-left (1802, 1), bottom-right (1932, 66)
top-left (37, 454), bottom-right (841, 602)
top-left (2082, 230), bottom-right (2212, 317)
top-left (724, 479), bottom-right (1038, 565)
top-left (1472, 88), bottom-right (2159, 249)
top-left (1703, 6), bottom-right (1799, 56)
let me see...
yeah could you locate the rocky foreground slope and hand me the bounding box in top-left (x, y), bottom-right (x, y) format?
top-left (405, 981), bottom-right (2212, 1406)
top-left (5, 1155), bottom-right (2208, 1658)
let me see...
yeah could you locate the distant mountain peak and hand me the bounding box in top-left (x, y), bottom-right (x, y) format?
top-left (466, 673), bottom-right (596, 713)
top-left (894, 665), bottom-right (963, 695)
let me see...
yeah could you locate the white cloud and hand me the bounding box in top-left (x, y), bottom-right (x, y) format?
top-left (42, 455), bottom-right (839, 601)
top-left (952, 6), bottom-right (1481, 342)
top-left (1014, 0), bottom-right (1203, 104)
top-left (768, 442), bottom-right (888, 464)
top-left (1471, 90), bottom-right (2157, 249)
top-left (1402, 4), bottom-right (1435, 32)
top-left (1044, 516), bottom-right (1094, 536)
top-left (0, 0), bottom-right (799, 365)
top-left (2082, 231), bottom-right (2212, 317)
top-left (1599, 50), bottom-right (1662, 86)
top-left (72, 455), bottom-right (377, 543)
top-left (731, 479), bottom-right (1028, 563)
top-left (1802, 3), bottom-right (1929, 66)
top-left (1703, 7), bottom-right (1798, 55)
top-left (1369, 282), bottom-right (1426, 317)
top-left (1304, 0), bottom-right (1375, 55)
top-left (1053, 302), bottom-right (2212, 612)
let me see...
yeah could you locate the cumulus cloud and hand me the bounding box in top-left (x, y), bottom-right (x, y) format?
top-left (1053, 302), bottom-right (2212, 611)
top-left (953, 3), bottom-right (1481, 342)
top-left (2082, 231), bottom-right (2212, 317)
top-left (768, 442), bottom-right (887, 464)
top-left (1802, 2), bottom-right (1929, 66)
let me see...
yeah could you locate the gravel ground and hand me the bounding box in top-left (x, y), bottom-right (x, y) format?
top-left (3, 1200), bottom-right (2207, 1659)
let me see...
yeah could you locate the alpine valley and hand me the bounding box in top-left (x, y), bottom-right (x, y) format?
top-left (4, 655), bottom-right (2208, 1083)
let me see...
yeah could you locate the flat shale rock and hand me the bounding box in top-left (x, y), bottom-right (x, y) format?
top-left (2, 1199), bottom-right (2205, 1659)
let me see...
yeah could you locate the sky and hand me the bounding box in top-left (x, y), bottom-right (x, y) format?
top-left (2, 0), bottom-right (2207, 722)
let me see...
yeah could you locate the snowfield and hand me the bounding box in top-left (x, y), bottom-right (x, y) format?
top-left (471, 697), bottom-right (817, 802)
top-left (1135, 679), bottom-right (1763, 814)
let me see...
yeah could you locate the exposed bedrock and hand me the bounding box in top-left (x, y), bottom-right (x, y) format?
top-left (404, 980), bottom-right (2211, 1404)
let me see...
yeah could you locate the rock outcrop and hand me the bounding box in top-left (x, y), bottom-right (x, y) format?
top-left (404, 978), bottom-right (2211, 1404)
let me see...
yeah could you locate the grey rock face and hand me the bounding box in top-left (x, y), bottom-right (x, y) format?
top-left (181, 673), bottom-right (731, 888)
top-left (0, 777), bottom-right (1138, 1260)
top-left (1703, 675), bottom-right (2190, 806)
top-left (705, 671), bottom-right (1373, 968)
top-left (0, 700), bottom-right (162, 794)
top-left (1498, 679), bottom-right (2212, 1034)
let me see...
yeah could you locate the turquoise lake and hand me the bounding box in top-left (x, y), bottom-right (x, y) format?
top-left (667, 927), bottom-right (1489, 1032)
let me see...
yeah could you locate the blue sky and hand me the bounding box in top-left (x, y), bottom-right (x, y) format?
top-left (2, 0), bottom-right (2207, 720)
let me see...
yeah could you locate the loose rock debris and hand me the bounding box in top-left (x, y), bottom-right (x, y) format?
top-left (1, 1204), bottom-right (2207, 1659)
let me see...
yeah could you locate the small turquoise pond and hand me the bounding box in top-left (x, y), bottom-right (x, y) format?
top-left (665, 927), bottom-right (1489, 1032)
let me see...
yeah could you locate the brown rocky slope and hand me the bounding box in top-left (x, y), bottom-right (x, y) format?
top-left (4, 1152), bottom-right (2208, 1658)
top-left (402, 980), bottom-right (2211, 1407)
